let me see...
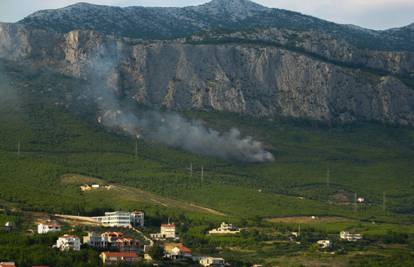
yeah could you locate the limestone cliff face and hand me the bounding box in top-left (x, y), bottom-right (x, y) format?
top-left (0, 23), bottom-right (413, 126)
top-left (190, 28), bottom-right (414, 77)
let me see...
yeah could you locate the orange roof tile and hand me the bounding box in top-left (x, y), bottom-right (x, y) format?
top-left (101, 252), bottom-right (138, 258)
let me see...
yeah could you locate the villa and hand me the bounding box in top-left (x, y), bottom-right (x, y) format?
top-left (55, 235), bottom-right (81, 251)
top-left (37, 222), bottom-right (61, 234)
top-left (209, 222), bottom-right (240, 234)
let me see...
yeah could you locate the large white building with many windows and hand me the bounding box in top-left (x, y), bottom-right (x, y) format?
top-left (93, 211), bottom-right (144, 228)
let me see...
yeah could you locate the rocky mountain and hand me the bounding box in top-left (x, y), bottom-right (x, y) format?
top-left (20, 0), bottom-right (414, 51)
top-left (1, 0), bottom-right (414, 126)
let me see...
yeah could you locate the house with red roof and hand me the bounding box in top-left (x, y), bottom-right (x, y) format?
top-left (163, 243), bottom-right (192, 259)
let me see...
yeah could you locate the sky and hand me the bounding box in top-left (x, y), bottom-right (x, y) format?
top-left (0, 0), bottom-right (413, 30)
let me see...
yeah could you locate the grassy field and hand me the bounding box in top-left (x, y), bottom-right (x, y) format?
top-left (0, 60), bottom-right (414, 266)
top-left (1, 60), bottom-right (414, 221)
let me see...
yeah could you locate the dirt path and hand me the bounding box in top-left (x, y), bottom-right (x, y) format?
top-left (189, 203), bottom-right (226, 216)
top-left (266, 216), bottom-right (353, 224)
top-left (54, 214), bottom-right (102, 226)
top-left (61, 173), bottom-right (226, 217)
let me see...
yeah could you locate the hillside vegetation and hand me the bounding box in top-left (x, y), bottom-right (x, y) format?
top-left (0, 55), bottom-right (414, 267)
top-left (0, 60), bottom-right (413, 224)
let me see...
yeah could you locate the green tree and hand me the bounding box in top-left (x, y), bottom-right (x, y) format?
top-left (148, 244), bottom-right (164, 260)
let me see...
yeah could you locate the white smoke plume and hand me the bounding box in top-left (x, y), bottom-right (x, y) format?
top-left (87, 45), bottom-right (274, 163)
top-left (99, 109), bottom-right (274, 163)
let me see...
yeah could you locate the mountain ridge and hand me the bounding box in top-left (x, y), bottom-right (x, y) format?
top-left (18, 0), bottom-right (414, 51)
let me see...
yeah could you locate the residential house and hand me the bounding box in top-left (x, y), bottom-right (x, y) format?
top-left (199, 257), bottom-right (225, 267)
top-left (114, 237), bottom-right (140, 252)
top-left (55, 235), bottom-right (81, 251)
top-left (357, 197), bottom-right (365, 203)
top-left (0, 263), bottom-right (16, 267)
top-left (316, 240), bottom-right (332, 249)
top-left (101, 232), bottom-right (124, 243)
top-left (83, 232), bottom-right (109, 248)
top-left (131, 211), bottom-right (145, 227)
top-left (3, 222), bottom-right (13, 232)
top-left (150, 223), bottom-right (178, 240)
top-left (163, 243), bottom-right (192, 259)
top-left (209, 222), bottom-right (240, 234)
top-left (37, 222), bottom-right (61, 234)
top-left (84, 231), bottom-right (139, 251)
top-left (100, 251), bottom-right (139, 265)
top-left (161, 224), bottom-right (176, 239)
top-left (340, 231), bottom-right (362, 241)
top-left (80, 185), bottom-right (92, 191)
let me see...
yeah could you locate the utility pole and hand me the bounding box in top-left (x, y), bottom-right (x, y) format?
top-left (17, 139), bottom-right (21, 158)
top-left (189, 163), bottom-right (193, 178)
top-left (201, 166), bottom-right (204, 184)
top-left (383, 192), bottom-right (386, 212)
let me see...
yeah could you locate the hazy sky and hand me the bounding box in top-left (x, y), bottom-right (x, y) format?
top-left (0, 0), bottom-right (413, 30)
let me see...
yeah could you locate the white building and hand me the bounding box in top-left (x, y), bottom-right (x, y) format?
top-left (93, 211), bottom-right (144, 228)
top-left (4, 222), bottom-right (13, 232)
top-left (199, 257), bottom-right (225, 267)
top-left (55, 235), bottom-right (81, 251)
top-left (37, 222), bottom-right (61, 234)
top-left (340, 231), bottom-right (362, 241)
top-left (357, 197), bottom-right (365, 203)
top-left (150, 223), bottom-right (178, 240)
top-left (83, 232), bottom-right (109, 248)
top-left (161, 224), bottom-right (176, 239)
top-left (209, 222), bottom-right (240, 234)
top-left (316, 240), bottom-right (332, 249)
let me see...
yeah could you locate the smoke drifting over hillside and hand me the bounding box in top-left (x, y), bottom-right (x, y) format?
top-left (88, 46), bottom-right (274, 163)
top-left (100, 109), bottom-right (274, 162)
